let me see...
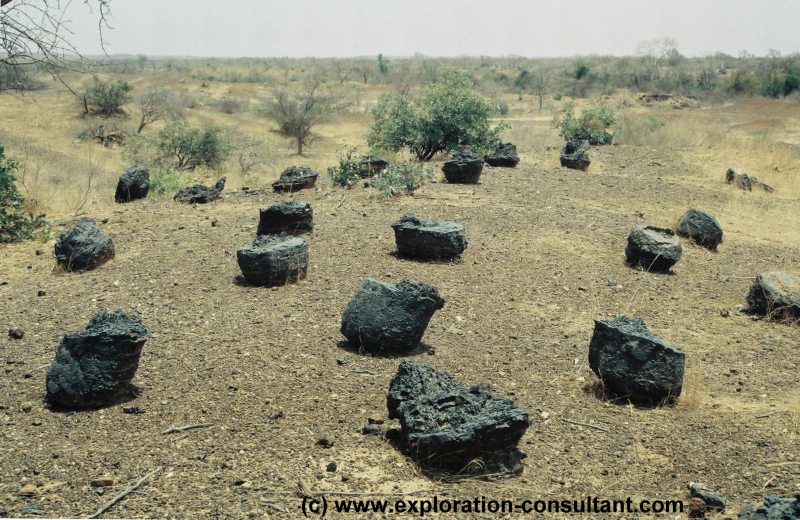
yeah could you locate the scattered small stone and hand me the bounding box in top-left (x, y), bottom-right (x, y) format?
top-left (122, 406), bottom-right (145, 415)
top-left (211, 219), bottom-right (219, 227)
top-left (588, 316), bottom-right (685, 405)
top-left (19, 505), bottom-right (43, 516)
top-left (336, 357), bottom-right (348, 366)
top-left (687, 497), bottom-right (707, 519)
top-left (18, 484), bottom-right (38, 497)
top-left (317, 437), bottom-right (334, 448)
top-left (367, 418), bottom-right (384, 425)
top-left (427, 347), bottom-right (436, 355)
top-left (37, 290), bottom-right (46, 297)
top-left (34, 249), bottom-right (42, 256)
top-left (676, 209), bottom-right (723, 250)
top-left (46, 310), bottom-right (148, 409)
top-left (114, 165), bottom-right (150, 203)
top-left (625, 225), bottom-right (682, 273)
top-left (560, 140), bottom-right (591, 171)
top-left (745, 271), bottom-right (800, 321)
top-left (361, 424), bottom-right (381, 436)
top-left (91, 478), bottom-right (115, 488)
top-left (326, 462), bottom-right (337, 472)
top-left (267, 411), bottom-right (284, 421)
top-left (174, 177), bottom-right (226, 204)
top-left (236, 234), bottom-right (308, 287)
top-left (54, 218), bottom-right (115, 272)
top-left (20, 403), bottom-right (33, 412)
top-left (688, 482), bottom-right (726, 511)
top-left (391, 213), bottom-right (467, 260)
top-left (0, 280), bottom-right (7, 286)
top-left (8, 328), bottom-right (24, 340)
top-left (341, 278), bottom-right (445, 353)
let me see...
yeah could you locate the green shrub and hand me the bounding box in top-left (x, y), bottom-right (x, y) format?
top-left (558, 102), bottom-right (616, 145)
top-left (643, 115), bottom-right (666, 132)
top-left (84, 77), bottom-right (133, 115)
top-left (0, 146), bottom-right (48, 243)
top-left (327, 146), bottom-right (363, 188)
top-left (367, 70), bottom-right (506, 161)
top-left (148, 167), bottom-right (192, 196)
top-left (124, 121), bottom-right (230, 171)
top-left (369, 162), bottom-right (432, 197)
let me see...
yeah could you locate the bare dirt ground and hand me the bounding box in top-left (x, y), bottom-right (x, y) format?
top-left (1, 139), bottom-right (798, 518)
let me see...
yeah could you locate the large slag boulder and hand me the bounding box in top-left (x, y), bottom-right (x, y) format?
top-left (54, 217), bottom-right (115, 272)
top-left (174, 177), bottom-right (226, 204)
top-left (391, 213), bottom-right (467, 260)
top-left (357, 156), bottom-right (390, 178)
top-left (442, 150), bottom-right (483, 184)
top-left (272, 166), bottom-right (319, 192)
top-left (676, 209), bottom-right (723, 250)
top-left (484, 142), bottom-right (520, 167)
top-left (45, 310), bottom-right (148, 409)
top-left (745, 272), bottom-right (800, 321)
top-left (236, 234), bottom-right (308, 287)
top-left (114, 165), bottom-right (150, 203)
top-left (588, 316), bottom-right (685, 405)
top-left (625, 225), bottom-right (682, 273)
top-left (387, 360), bottom-right (531, 469)
top-left (341, 278), bottom-right (444, 353)
top-left (738, 494), bottom-right (800, 520)
top-left (560, 139), bottom-right (591, 170)
top-left (257, 200), bottom-right (313, 235)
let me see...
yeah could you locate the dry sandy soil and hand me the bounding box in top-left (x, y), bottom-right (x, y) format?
top-left (0, 89), bottom-right (799, 519)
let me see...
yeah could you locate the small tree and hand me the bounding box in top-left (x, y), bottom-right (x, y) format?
top-left (0, 146), bottom-right (48, 243)
top-left (82, 77), bottom-right (133, 115)
top-left (531, 68), bottom-right (548, 109)
top-left (263, 82), bottom-right (344, 155)
top-left (124, 121), bottom-right (230, 171)
top-left (135, 88), bottom-right (176, 133)
top-left (368, 70), bottom-right (506, 161)
top-left (377, 54), bottom-right (390, 75)
top-left (514, 70), bottom-right (530, 101)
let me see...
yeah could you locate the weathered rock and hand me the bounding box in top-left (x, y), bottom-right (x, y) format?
top-left (8, 328), bottom-right (24, 340)
top-left (387, 360), bottom-right (530, 464)
top-left (357, 156), bottom-right (390, 178)
top-left (588, 316), bottom-right (685, 405)
top-left (484, 142), bottom-right (520, 167)
top-left (726, 168), bottom-right (774, 193)
top-left (272, 166), bottom-right (319, 192)
top-left (341, 278), bottom-right (444, 353)
top-left (236, 234), bottom-right (308, 287)
top-left (676, 209), bottom-right (723, 250)
top-left (391, 213), bottom-right (467, 260)
top-left (442, 150), bottom-right (483, 184)
top-left (738, 494), bottom-right (800, 520)
top-left (257, 201), bottom-right (313, 235)
top-left (625, 225), bottom-right (682, 272)
top-left (560, 139), bottom-right (591, 170)
top-left (745, 272), bottom-right (800, 320)
top-left (174, 177), bottom-right (226, 203)
top-left (54, 217), bottom-right (115, 272)
top-left (688, 482), bottom-right (726, 511)
top-left (114, 165), bottom-right (150, 203)
top-left (45, 310), bottom-right (148, 409)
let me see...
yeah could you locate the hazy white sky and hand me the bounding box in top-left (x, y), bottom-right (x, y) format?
top-left (60, 0), bottom-right (800, 58)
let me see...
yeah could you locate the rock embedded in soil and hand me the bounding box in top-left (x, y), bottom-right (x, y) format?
top-left (725, 168), bottom-right (774, 193)
top-left (114, 165), bottom-right (150, 203)
top-left (745, 271), bottom-right (800, 320)
top-left (560, 139), bottom-right (591, 170)
top-left (391, 213), bottom-right (467, 260)
top-left (484, 142), bottom-right (520, 167)
top-left (387, 360), bottom-right (530, 465)
top-left (588, 316), bottom-right (685, 405)
top-left (341, 278), bottom-right (444, 353)
top-left (8, 328), bottom-right (24, 339)
top-left (676, 209), bottom-right (723, 250)
top-left (738, 494), bottom-right (800, 519)
top-left (54, 217), bottom-right (115, 272)
top-left (45, 310), bottom-right (148, 409)
top-left (357, 156), bottom-right (390, 178)
top-left (257, 201), bottom-right (313, 235)
top-left (625, 225), bottom-right (682, 273)
top-left (174, 177), bottom-right (226, 204)
top-left (272, 166), bottom-right (319, 192)
top-left (688, 482), bottom-right (726, 511)
top-left (442, 150), bottom-right (484, 184)
top-left (236, 234), bottom-right (308, 287)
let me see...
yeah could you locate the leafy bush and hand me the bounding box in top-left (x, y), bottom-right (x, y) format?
top-left (558, 102), bottom-right (616, 145)
top-left (369, 162), bottom-right (433, 197)
top-left (327, 146), bottom-right (363, 188)
top-left (0, 64), bottom-right (43, 91)
top-left (124, 121), bottom-right (230, 171)
top-left (368, 70), bottom-right (506, 161)
top-left (148, 167), bottom-right (192, 196)
top-left (84, 77), bottom-right (133, 115)
top-left (0, 147), bottom-right (48, 243)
